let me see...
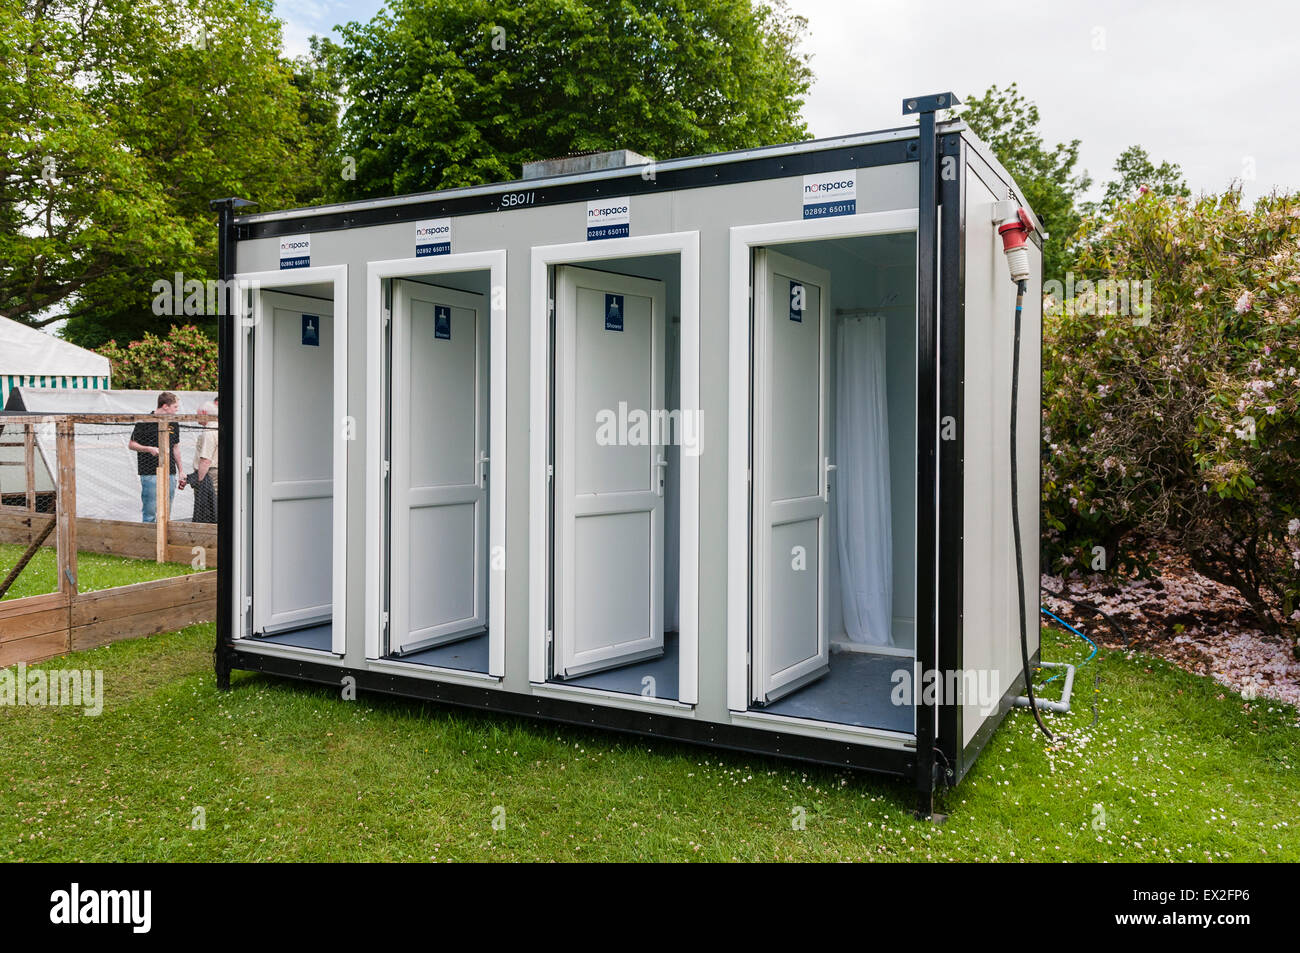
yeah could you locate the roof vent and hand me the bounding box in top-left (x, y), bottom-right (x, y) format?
top-left (521, 149), bottom-right (649, 180)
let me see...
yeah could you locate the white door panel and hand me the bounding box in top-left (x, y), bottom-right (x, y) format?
top-left (555, 266), bottom-right (666, 678)
top-left (253, 293), bottom-right (335, 633)
top-left (752, 250), bottom-right (831, 703)
top-left (390, 280), bottom-right (488, 654)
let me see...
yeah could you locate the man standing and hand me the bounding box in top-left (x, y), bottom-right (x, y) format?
top-left (128, 392), bottom-right (184, 523)
top-left (189, 399), bottom-right (219, 523)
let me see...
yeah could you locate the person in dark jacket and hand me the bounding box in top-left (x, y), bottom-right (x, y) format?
top-left (128, 392), bottom-right (185, 523)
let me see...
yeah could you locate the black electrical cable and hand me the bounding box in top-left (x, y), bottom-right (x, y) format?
top-left (1010, 277), bottom-right (1054, 740)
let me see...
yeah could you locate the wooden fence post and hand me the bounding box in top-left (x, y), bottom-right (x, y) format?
top-left (24, 423), bottom-right (35, 511)
top-left (156, 419), bottom-right (169, 563)
top-left (55, 420), bottom-right (77, 623)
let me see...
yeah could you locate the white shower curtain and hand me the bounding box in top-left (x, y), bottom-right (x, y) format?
top-left (836, 315), bottom-right (893, 646)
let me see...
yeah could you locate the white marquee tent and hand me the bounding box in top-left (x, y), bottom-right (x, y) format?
top-left (0, 316), bottom-right (111, 405)
top-left (1, 387), bottom-right (216, 522)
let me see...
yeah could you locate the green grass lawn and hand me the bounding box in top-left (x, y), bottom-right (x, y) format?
top-left (0, 542), bottom-right (197, 600)
top-left (1, 621), bottom-right (1296, 862)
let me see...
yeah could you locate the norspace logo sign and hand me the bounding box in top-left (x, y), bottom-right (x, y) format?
top-left (587, 196), bottom-right (630, 241)
top-left (415, 218), bottom-right (452, 257)
top-left (802, 171), bottom-right (857, 219)
top-left (279, 234), bottom-right (311, 270)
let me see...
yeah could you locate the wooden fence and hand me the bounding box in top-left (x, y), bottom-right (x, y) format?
top-left (0, 413), bottom-right (218, 666)
top-left (0, 571), bottom-right (217, 666)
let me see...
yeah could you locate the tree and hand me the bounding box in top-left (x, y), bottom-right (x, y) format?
top-left (323, 0), bottom-right (813, 199)
top-left (290, 40), bottom-right (348, 210)
top-left (957, 83), bottom-right (1092, 285)
top-left (1041, 187), bottom-right (1300, 653)
top-left (1084, 145), bottom-right (1190, 214)
top-left (0, 0), bottom-right (336, 347)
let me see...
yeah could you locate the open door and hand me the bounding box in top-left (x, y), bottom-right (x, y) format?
top-left (389, 279), bottom-right (489, 654)
top-left (252, 291), bottom-right (335, 635)
top-left (553, 265), bottom-right (666, 678)
top-left (751, 250), bottom-right (832, 704)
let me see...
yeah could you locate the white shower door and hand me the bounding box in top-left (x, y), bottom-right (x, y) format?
top-left (252, 291), bottom-right (335, 634)
top-left (389, 280), bottom-right (489, 653)
top-left (751, 250), bottom-right (832, 704)
top-left (553, 265), bottom-right (666, 678)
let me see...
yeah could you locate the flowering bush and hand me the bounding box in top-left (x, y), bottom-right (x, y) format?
top-left (98, 325), bottom-right (217, 392)
top-left (1042, 187), bottom-right (1300, 653)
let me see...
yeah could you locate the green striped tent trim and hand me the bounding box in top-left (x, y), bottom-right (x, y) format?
top-left (1, 374), bottom-right (110, 407)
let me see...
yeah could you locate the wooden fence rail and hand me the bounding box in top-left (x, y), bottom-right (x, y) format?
top-left (0, 510), bottom-right (217, 566)
top-left (0, 571), bottom-right (217, 665)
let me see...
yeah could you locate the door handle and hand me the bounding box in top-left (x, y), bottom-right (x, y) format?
top-left (823, 457), bottom-right (836, 503)
top-left (655, 454), bottom-right (668, 496)
top-left (478, 452), bottom-right (490, 489)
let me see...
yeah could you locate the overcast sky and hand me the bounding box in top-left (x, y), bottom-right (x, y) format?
top-left (279, 0), bottom-right (1298, 201)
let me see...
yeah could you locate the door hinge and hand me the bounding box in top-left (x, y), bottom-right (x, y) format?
top-left (383, 306), bottom-right (391, 327)
top-left (548, 297), bottom-right (555, 317)
top-left (244, 456), bottom-right (253, 474)
top-left (546, 463), bottom-right (554, 482)
top-left (244, 596), bottom-right (252, 614)
top-left (383, 459), bottom-right (390, 479)
top-left (381, 611), bottom-right (389, 633)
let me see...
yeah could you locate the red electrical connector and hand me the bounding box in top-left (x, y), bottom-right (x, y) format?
top-left (996, 207), bottom-right (1035, 282)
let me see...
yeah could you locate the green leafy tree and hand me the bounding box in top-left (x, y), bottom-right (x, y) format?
top-left (0, 0), bottom-right (337, 348)
top-left (957, 83), bottom-right (1092, 285)
top-left (290, 40), bottom-right (348, 208)
top-left (1041, 187), bottom-right (1300, 653)
top-left (99, 325), bottom-right (218, 391)
top-left (1084, 145), bottom-right (1190, 215)
top-left (323, 0), bottom-right (813, 198)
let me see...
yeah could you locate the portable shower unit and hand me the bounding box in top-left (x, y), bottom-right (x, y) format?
top-left (213, 93), bottom-right (1043, 815)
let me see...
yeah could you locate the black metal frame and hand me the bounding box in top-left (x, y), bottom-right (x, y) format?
top-left (936, 132), bottom-right (966, 789)
top-left (211, 196), bottom-right (254, 692)
top-left (903, 92), bottom-right (957, 818)
top-left (212, 108), bottom-right (1035, 803)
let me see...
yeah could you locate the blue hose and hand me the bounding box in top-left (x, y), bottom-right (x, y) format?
top-left (1039, 606), bottom-right (1098, 686)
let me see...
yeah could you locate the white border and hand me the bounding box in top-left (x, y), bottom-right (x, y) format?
top-left (531, 681), bottom-right (695, 715)
top-left (366, 657), bottom-right (501, 689)
top-left (231, 264), bottom-right (348, 656)
top-left (364, 250), bottom-right (508, 677)
top-left (726, 210), bottom-right (919, 714)
top-left (729, 710), bottom-right (915, 750)
top-left (232, 639), bottom-right (345, 666)
top-left (529, 232), bottom-right (701, 704)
